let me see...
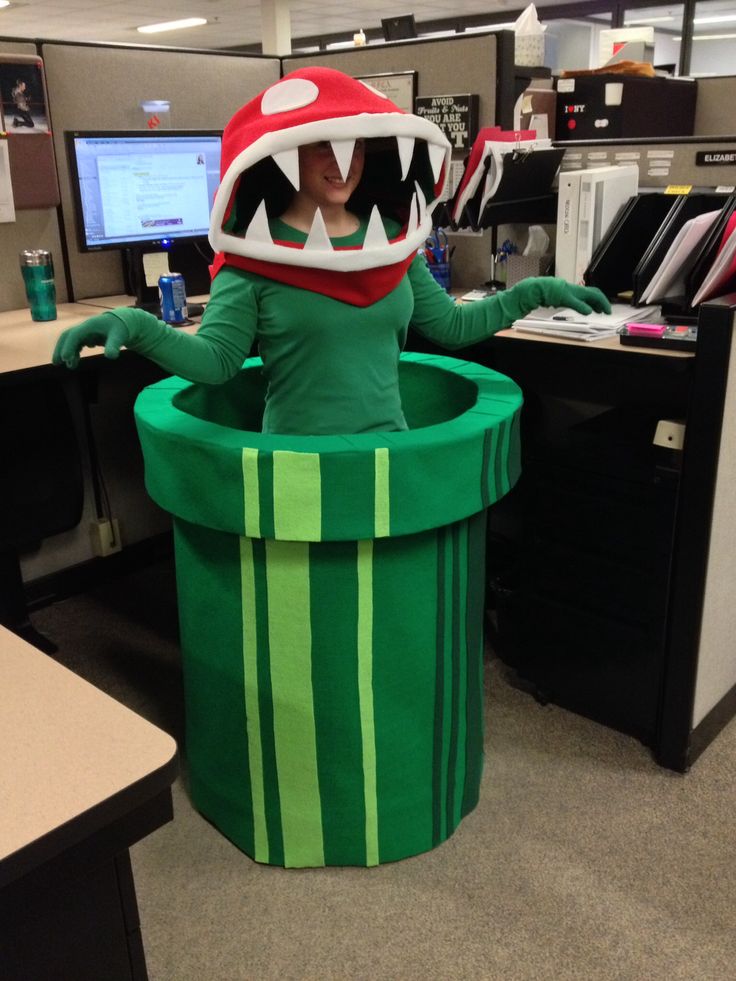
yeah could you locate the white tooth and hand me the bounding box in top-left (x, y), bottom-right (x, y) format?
top-left (244, 200), bottom-right (273, 244)
top-left (414, 181), bottom-right (427, 224)
top-left (304, 208), bottom-right (333, 251)
top-left (397, 136), bottom-right (415, 181)
top-left (330, 139), bottom-right (355, 182)
top-left (272, 148), bottom-right (300, 191)
top-left (428, 143), bottom-right (445, 184)
top-left (408, 193), bottom-right (419, 234)
top-left (363, 205), bottom-right (390, 249)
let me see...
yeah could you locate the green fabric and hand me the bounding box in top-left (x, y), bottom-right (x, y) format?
top-left (134, 354), bottom-right (523, 542)
top-left (174, 511), bottom-right (488, 868)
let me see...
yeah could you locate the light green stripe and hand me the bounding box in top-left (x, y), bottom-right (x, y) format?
top-left (242, 447), bottom-right (261, 538)
top-left (374, 448), bottom-right (390, 538)
top-left (272, 451), bottom-right (321, 541)
top-left (265, 539), bottom-right (324, 867)
top-left (357, 539), bottom-right (379, 866)
top-left (239, 536), bottom-right (268, 863)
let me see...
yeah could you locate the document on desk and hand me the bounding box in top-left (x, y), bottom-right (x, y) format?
top-left (511, 303), bottom-right (659, 341)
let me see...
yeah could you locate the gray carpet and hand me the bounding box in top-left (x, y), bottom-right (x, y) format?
top-left (32, 561), bottom-right (736, 981)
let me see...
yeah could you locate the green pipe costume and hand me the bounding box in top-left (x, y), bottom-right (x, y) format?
top-left (54, 67), bottom-right (609, 867)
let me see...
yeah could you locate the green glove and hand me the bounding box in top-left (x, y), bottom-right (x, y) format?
top-left (507, 277), bottom-right (612, 318)
top-left (53, 312), bottom-right (130, 370)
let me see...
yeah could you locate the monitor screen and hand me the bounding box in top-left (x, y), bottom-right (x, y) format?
top-left (381, 15), bottom-right (417, 41)
top-left (65, 130), bottom-right (222, 252)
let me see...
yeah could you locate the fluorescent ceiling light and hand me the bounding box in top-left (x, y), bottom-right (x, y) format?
top-left (675, 33), bottom-right (736, 40)
top-left (137, 17), bottom-right (207, 34)
top-left (624, 16), bottom-right (674, 25)
top-left (694, 14), bottom-right (736, 25)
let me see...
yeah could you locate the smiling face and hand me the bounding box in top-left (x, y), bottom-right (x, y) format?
top-left (296, 139), bottom-right (365, 212)
top-left (209, 67), bottom-right (451, 274)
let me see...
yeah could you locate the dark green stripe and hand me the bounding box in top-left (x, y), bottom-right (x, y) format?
top-left (371, 531), bottom-right (436, 863)
top-left (480, 428), bottom-right (493, 510)
top-left (309, 540), bottom-right (367, 866)
top-left (251, 536), bottom-right (284, 866)
top-left (174, 519), bottom-right (256, 856)
top-left (462, 509), bottom-right (486, 816)
top-left (508, 409), bottom-right (522, 487)
top-left (445, 523), bottom-right (462, 835)
top-left (493, 419), bottom-right (509, 504)
top-left (257, 451), bottom-right (275, 540)
top-left (432, 526), bottom-right (447, 847)
top-left (320, 450), bottom-right (376, 541)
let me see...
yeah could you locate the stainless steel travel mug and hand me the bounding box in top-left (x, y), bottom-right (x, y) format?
top-left (19, 249), bottom-right (57, 321)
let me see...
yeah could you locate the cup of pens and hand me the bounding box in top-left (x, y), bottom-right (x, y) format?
top-left (424, 228), bottom-right (451, 291)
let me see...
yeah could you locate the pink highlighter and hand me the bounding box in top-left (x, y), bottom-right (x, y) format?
top-left (625, 323), bottom-right (667, 337)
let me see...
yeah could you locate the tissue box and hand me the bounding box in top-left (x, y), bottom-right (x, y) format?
top-left (506, 254), bottom-right (553, 287)
top-left (515, 33), bottom-right (545, 67)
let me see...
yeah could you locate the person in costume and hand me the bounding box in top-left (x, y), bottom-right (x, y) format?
top-left (53, 67), bottom-right (609, 435)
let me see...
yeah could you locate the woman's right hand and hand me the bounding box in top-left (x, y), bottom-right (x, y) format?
top-left (52, 313), bottom-right (130, 370)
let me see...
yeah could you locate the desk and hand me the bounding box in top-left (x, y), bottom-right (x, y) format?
top-left (0, 623), bottom-right (178, 980)
top-left (0, 296), bottom-right (203, 377)
top-left (483, 301), bottom-right (736, 770)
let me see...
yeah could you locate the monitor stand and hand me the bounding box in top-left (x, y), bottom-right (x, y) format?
top-left (121, 246), bottom-right (163, 314)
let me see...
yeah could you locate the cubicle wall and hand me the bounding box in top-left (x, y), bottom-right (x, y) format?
top-left (558, 136), bottom-right (736, 189)
top-left (41, 43), bottom-right (280, 302)
top-left (691, 304), bottom-right (736, 728)
top-left (694, 77), bottom-right (736, 137)
top-left (0, 40), bottom-right (66, 311)
top-left (284, 34), bottom-right (510, 289)
top-left (0, 40), bottom-right (280, 313)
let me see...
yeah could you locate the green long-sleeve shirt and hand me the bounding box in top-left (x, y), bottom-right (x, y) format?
top-left (108, 220), bottom-right (550, 435)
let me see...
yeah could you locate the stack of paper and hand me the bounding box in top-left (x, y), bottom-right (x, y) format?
top-left (640, 209), bottom-right (721, 304)
top-left (691, 213), bottom-right (736, 307)
top-left (511, 303), bottom-right (659, 342)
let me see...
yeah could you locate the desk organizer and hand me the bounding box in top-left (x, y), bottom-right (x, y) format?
top-left (135, 353), bottom-right (522, 867)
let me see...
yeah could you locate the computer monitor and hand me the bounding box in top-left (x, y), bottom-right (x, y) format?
top-left (381, 15), bottom-right (417, 41)
top-left (65, 130), bottom-right (222, 308)
top-left (66, 130), bottom-right (222, 251)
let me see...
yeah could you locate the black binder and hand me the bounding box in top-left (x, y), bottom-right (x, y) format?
top-left (476, 147), bottom-right (564, 228)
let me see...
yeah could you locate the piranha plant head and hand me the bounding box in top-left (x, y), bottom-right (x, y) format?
top-left (209, 66), bottom-right (451, 278)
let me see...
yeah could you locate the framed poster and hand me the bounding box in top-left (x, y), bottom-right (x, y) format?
top-left (0, 54), bottom-right (59, 209)
top-left (0, 58), bottom-right (50, 133)
top-left (414, 94), bottom-right (480, 151)
top-left (356, 71), bottom-right (417, 113)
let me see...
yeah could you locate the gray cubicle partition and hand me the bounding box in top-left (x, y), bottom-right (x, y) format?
top-left (41, 42), bottom-right (280, 302)
top-left (0, 40), bottom-right (67, 312)
top-left (284, 33), bottom-right (516, 290)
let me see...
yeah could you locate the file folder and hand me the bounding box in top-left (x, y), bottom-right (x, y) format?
top-left (632, 192), bottom-right (731, 303)
top-left (584, 192), bottom-right (676, 298)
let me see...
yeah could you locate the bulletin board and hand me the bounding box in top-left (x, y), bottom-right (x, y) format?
top-left (0, 53), bottom-right (60, 209)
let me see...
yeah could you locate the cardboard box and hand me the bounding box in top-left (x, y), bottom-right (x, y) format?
top-left (555, 75), bottom-right (697, 141)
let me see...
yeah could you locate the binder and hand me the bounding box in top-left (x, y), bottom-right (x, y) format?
top-left (585, 193), bottom-right (676, 298)
top-left (449, 127), bottom-right (554, 229)
top-left (476, 146), bottom-right (564, 227)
